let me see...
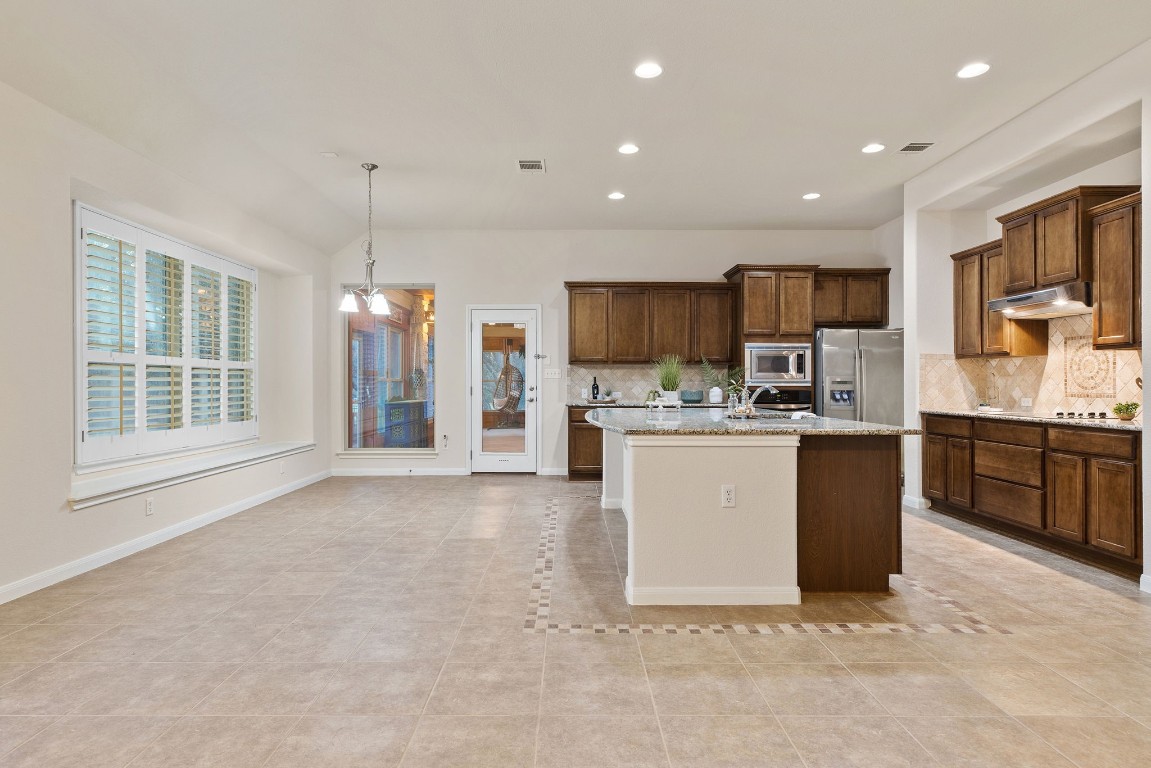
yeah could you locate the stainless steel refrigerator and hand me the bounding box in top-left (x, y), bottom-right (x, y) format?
top-left (814, 328), bottom-right (904, 426)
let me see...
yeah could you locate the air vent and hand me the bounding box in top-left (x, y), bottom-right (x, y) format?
top-left (898, 142), bottom-right (934, 153)
top-left (518, 160), bottom-right (546, 173)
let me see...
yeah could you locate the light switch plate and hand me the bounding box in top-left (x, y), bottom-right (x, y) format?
top-left (544, 369), bottom-right (562, 380)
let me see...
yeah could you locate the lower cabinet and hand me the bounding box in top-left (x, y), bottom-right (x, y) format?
top-left (1046, 452), bottom-right (1087, 542)
top-left (1088, 458), bottom-right (1139, 558)
top-left (568, 407), bottom-right (603, 479)
top-left (923, 417), bottom-right (972, 509)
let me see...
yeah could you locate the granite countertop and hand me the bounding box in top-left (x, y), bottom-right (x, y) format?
top-left (568, 400), bottom-right (719, 408)
top-left (585, 407), bottom-right (920, 436)
top-left (921, 408), bottom-right (1142, 432)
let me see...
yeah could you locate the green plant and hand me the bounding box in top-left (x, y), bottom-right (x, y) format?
top-left (655, 354), bottom-right (684, 391)
top-left (723, 366), bottom-right (746, 396)
top-left (1113, 401), bottom-right (1140, 416)
top-left (701, 358), bottom-right (745, 395)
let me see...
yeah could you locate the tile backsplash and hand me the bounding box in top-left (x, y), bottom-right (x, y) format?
top-left (567, 363), bottom-right (718, 402)
top-left (920, 315), bottom-right (1142, 414)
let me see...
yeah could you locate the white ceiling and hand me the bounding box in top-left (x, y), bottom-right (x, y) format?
top-left (1, 1), bottom-right (1149, 252)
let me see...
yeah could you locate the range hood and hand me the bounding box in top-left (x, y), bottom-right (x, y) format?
top-left (987, 282), bottom-right (1092, 319)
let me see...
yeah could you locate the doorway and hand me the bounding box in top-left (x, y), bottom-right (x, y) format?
top-left (468, 307), bottom-right (539, 472)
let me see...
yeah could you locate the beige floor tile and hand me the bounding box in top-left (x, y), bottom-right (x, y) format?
top-left (707, 605), bottom-right (803, 624)
top-left (546, 633), bottom-right (641, 663)
top-left (637, 634), bottom-right (739, 664)
top-left (0, 715), bottom-right (176, 768)
top-left (0, 627), bottom-right (26, 641)
top-left (309, 661), bottom-right (442, 715)
top-left (728, 634), bottom-right (838, 663)
top-left (0, 716), bottom-right (56, 757)
top-left (381, 593), bottom-right (477, 624)
top-left (1007, 625), bottom-right (1134, 663)
top-left (213, 594), bottom-right (319, 625)
top-left (0, 595), bottom-right (91, 625)
top-left (627, 605), bottom-right (717, 625)
top-left (295, 595), bottom-right (405, 625)
top-left (74, 662), bottom-right (239, 716)
top-left (819, 634), bottom-right (937, 663)
top-left (1019, 716), bottom-right (1151, 768)
top-left (847, 662), bottom-right (1004, 716)
top-left (399, 715), bottom-right (536, 768)
top-left (464, 591), bottom-right (537, 624)
top-left (899, 716), bottom-right (1077, 768)
top-left (153, 623), bottom-right (285, 662)
top-left (54, 624), bottom-right (198, 662)
top-left (131, 593), bottom-right (245, 625)
top-left (192, 662), bottom-right (337, 715)
top-left (0, 663), bottom-right (128, 715)
top-left (660, 715), bottom-right (804, 767)
top-left (950, 662), bottom-right (1120, 716)
top-left (647, 663), bottom-right (771, 716)
top-left (446, 624), bottom-right (545, 663)
top-left (541, 662), bottom-right (653, 716)
top-left (351, 622), bottom-right (461, 662)
top-left (792, 597), bottom-right (887, 623)
top-left (746, 663), bottom-right (886, 716)
top-left (1045, 662), bottom-right (1151, 716)
top-left (264, 715), bottom-right (417, 768)
top-left (780, 716), bottom-right (936, 767)
top-left (253, 624), bottom-right (370, 662)
top-left (128, 715), bottom-right (297, 768)
top-left (253, 572), bottom-right (343, 596)
top-left (911, 633), bottom-right (1033, 663)
top-left (0, 624), bottom-right (114, 662)
top-left (424, 662), bottom-right (541, 716)
top-left (545, 592), bottom-right (632, 625)
top-left (0, 663), bottom-right (40, 688)
top-left (537, 715), bottom-right (668, 767)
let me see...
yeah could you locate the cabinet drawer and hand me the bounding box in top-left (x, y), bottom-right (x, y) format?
top-left (974, 476), bottom-right (1044, 530)
top-left (974, 441), bottom-right (1043, 488)
top-left (974, 420), bottom-right (1044, 447)
top-left (1047, 428), bottom-right (1136, 459)
top-left (925, 416), bottom-right (972, 438)
top-left (569, 407), bottom-right (593, 423)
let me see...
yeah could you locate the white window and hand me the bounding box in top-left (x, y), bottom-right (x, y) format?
top-left (75, 204), bottom-right (258, 467)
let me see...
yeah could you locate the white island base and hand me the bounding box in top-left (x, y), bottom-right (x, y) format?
top-left (602, 430), bottom-right (801, 606)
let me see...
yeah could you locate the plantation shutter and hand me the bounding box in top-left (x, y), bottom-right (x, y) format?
top-left (227, 276), bottom-right (253, 362)
top-left (191, 368), bottom-right (222, 426)
top-left (145, 249), bottom-right (183, 357)
top-left (145, 365), bottom-right (183, 431)
top-left (85, 231), bottom-right (136, 353)
top-left (86, 363), bottom-right (136, 437)
top-left (190, 265), bottom-right (222, 360)
top-left (227, 369), bottom-right (254, 423)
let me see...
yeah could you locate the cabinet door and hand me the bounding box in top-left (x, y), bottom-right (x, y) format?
top-left (1003, 215), bottom-right (1037, 293)
top-left (778, 272), bottom-right (814, 336)
top-left (742, 273), bottom-right (778, 335)
top-left (695, 289), bottom-right (735, 364)
top-left (982, 246), bottom-right (1010, 355)
top-left (954, 255), bottom-right (983, 357)
top-left (1036, 199), bottom-right (1079, 286)
top-left (924, 434), bottom-right (948, 501)
top-left (1046, 452), bottom-right (1086, 542)
top-left (650, 289), bottom-right (693, 361)
top-left (568, 423), bottom-right (603, 474)
top-left (608, 289), bottom-right (650, 362)
top-left (845, 275), bottom-right (885, 325)
top-left (813, 273), bottom-right (845, 325)
top-left (947, 437), bottom-right (973, 509)
top-left (569, 289), bottom-right (609, 362)
top-left (1092, 204), bottom-right (1138, 347)
top-left (1088, 458), bottom-right (1138, 558)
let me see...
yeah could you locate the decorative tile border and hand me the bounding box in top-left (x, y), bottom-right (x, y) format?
top-left (523, 495), bottom-right (1011, 636)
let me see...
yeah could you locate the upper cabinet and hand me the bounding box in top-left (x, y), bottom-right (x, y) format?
top-left (951, 240), bottom-right (1046, 359)
top-left (724, 265), bottom-right (818, 341)
top-left (565, 282), bottom-right (736, 364)
top-left (1089, 192), bottom-right (1141, 350)
top-left (995, 186), bottom-right (1139, 294)
top-left (813, 268), bottom-right (890, 327)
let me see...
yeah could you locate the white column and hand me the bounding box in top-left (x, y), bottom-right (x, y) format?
top-left (601, 429), bottom-right (624, 512)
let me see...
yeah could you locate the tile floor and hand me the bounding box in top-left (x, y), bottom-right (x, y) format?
top-left (1, 475), bottom-right (1151, 766)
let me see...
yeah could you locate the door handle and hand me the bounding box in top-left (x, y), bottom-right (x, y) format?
top-left (529, 386), bottom-right (536, 392)
top-left (526, 397), bottom-right (536, 403)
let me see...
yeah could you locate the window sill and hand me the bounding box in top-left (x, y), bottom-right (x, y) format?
top-left (69, 441), bottom-right (315, 510)
top-left (335, 449), bottom-right (439, 459)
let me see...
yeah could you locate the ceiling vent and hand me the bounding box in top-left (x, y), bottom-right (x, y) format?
top-left (898, 142), bottom-right (935, 154)
top-left (518, 160), bottom-right (546, 173)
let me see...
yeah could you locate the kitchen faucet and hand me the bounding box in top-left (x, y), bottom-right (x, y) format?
top-left (750, 384), bottom-right (779, 404)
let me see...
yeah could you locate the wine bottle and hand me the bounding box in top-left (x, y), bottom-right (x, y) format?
top-left (591, 377), bottom-right (599, 400)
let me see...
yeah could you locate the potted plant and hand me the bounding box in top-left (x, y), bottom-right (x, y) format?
top-left (701, 358), bottom-right (745, 403)
top-left (1113, 401), bottom-right (1140, 421)
top-left (655, 354), bottom-right (684, 402)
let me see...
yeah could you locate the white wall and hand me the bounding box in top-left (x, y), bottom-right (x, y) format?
top-left (0, 81), bottom-right (332, 596)
top-left (329, 229), bottom-right (891, 474)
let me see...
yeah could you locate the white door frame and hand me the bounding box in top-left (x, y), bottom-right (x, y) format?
top-left (465, 305), bottom-right (543, 474)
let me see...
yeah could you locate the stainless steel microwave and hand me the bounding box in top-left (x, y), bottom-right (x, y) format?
top-left (744, 343), bottom-right (812, 386)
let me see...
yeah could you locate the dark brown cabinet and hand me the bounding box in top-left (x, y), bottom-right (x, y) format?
top-left (813, 269), bottom-right (890, 327)
top-left (568, 288), bottom-right (609, 362)
top-left (1047, 452), bottom-right (1087, 542)
top-left (567, 407), bottom-right (603, 479)
top-left (996, 186), bottom-right (1139, 294)
top-left (1089, 458), bottom-right (1139, 558)
top-left (694, 289), bottom-right (736, 363)
top-left (953, 251), bottom-right (984, 357)
top-left (922, 416), bottom-right (972, 510)
top-left (724, 265), bottom-right (817, 341)
top-left (1090, 193), bottom-right (1141, 349)
top-left (952, 240), bottom-right (1047, 359)
top-left (650, 289), bottom-right (693, 361)
top-left (608, 289), bottom-right (650, 362)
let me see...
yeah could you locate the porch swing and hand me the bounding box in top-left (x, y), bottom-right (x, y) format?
top-left (491, 343), bottom-right (524, 428)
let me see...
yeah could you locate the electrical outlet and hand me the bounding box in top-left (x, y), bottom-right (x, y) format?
top-left (544, 368), bottom-right (562, 380)
top-left (145, 497), bottom-right (154, 516)
top-left (1021, 397), bottom-right (1033, 408)
top-left (721, 485), bottom-right (736, 508)
top-left (279, 461), bottom-right (285, 475)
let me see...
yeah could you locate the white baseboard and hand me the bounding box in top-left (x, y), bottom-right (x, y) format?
top-left (902, 494), bottom-right (931, 510)
top-left (1141, 574), bottom-right (1151, 594)
top-left (330, 467), bottom-right (469, 477)
top-left (0, 470), bottom-right (329, 606)
top-left (538, 468), bottom-right (567, 476)
top-left (600, 496), bottom-right (623, 510)
top-left (624, 578), bottom-right (801, 606)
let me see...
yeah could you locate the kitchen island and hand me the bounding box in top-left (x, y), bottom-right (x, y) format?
top-left (587, 407), bottom-right (919, 605)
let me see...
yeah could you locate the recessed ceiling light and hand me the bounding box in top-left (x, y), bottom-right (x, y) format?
top-left (618, 143), bottom-right (639, 155)
top-left (319, 151), bottom-right (340, 159)
top-left (802, 193), bottom-right (821, 200)
top-left (861, 143), bottom-right (886, 154)
top-left (634, 62), bottom-right (662, 79)
top-left (956, 62), bottom-right (991, 79)
top-left (608, 191), bottom-right (626, 200)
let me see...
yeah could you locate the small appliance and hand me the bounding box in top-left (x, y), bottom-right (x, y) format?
top-left (744, 343), bottom-right (811, 387)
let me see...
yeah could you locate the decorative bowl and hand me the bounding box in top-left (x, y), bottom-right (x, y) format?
top-left (680, 390), bottom-right (705, 404)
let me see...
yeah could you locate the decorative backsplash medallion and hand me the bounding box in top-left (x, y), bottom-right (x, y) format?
top-left (1064, 336), bottom-right (1116, 399)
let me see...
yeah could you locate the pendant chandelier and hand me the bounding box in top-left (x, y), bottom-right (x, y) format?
top-left (339, 162), bottom-right (390, 315)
